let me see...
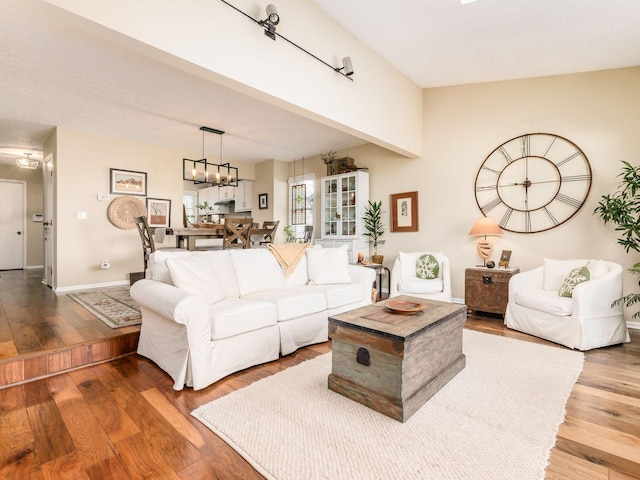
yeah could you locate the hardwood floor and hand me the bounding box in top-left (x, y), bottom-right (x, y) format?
top-left (1, 271), bottom-right (639, 479)
top-left (0, 269), bottom-right (140, 387)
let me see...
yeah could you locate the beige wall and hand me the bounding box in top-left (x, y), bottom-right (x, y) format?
top-left (0, 164), bottom-right (44, 267)
top-left (48, 126), bottom-right (254, 289)
top-left (332, 67), bottom-right (640, 321)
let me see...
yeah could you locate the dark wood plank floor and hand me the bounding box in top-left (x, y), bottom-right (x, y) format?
top-left (0, 269), bottom-right (139, 387)
top-left (0, 270), bottom-right (639, 479)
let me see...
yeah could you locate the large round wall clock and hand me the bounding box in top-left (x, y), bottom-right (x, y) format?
top-left (474, 133), bottom-right (592, 233)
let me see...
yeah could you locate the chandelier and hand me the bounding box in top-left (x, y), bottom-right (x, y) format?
top-left (183, 126), bottom-right (238, 187)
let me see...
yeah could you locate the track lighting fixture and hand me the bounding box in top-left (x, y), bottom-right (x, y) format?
top-left (219, 1), bottom-right (354, 80)
top-left (259, 4), bottom-right (279, 40)
top-left (335, 57), bottom-right (354, 76)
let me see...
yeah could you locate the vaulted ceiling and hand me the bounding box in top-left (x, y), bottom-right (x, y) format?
top-left (1, 0), bottom-right (638, 165)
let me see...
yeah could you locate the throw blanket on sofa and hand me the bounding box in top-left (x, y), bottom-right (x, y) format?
top-left (268, 243), bottom-right (311, 276)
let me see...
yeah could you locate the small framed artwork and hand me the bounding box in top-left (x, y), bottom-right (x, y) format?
top-left (110, 168), bottom-right (147, 196)
top-left (391, 191), bottom-right (419, 232)
top-left (146, 198), bottom-right (171, 228)
top-left (259, 193), bottom-right (268, 210)
top-left (499, 250), bottom-right (512, 268)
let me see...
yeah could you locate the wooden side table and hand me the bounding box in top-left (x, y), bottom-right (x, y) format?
top-left (353, 263), bottom-right (390, 300)
top-left (464, 267), bottom-right (520, 316)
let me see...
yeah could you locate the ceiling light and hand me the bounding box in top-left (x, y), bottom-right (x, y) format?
top-left (259, 4), bottom-right (280, 40)
top-left (183, 126), bottom-right (238, 187)
top-left (219, 1), bottom-right (354, 80)
top-left (335, 57), bottom-right (354, 76)
top-left (16, 153), bottom-right (40, 169)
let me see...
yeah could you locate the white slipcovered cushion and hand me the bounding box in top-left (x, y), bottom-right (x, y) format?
top-left (230, 249), bottom-right (286, 296)
top-left (306, 284), bottom-right (363, 309)
top-left (166, 253), bottom-right (224, 305)
top-left (398, 251), bottom-right (445, 280)
top-left (514, 289), bottom-right (572, 316)
top-left (208, 298), bottom-right (277, 340)
top-left (543, 258), bottom-right (588, 291)
top-left (148, 249), bottom-right (192, 284)
top-left (244, 288), bottom-right (326, 321)
top-left (285, 254), bottom-right (310, 289)
top-left (201, 250), bottom-right (240, 298)
top-left (398, 278), bottom-right (444, 294)
top-left (587, 259), bottom-right (609, 279)
top-left (306, 245), bottom-right (350, 285)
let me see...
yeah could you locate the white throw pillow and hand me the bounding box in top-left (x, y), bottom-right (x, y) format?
top-left (166, 253), bottom-right (225, 305)
top-left (398, 251), bottom-right (444, 280)
top-left (230, 249), bottom-right (286, 296)
top-left (587, 259), bottom-right (608, 279)
top-left (306, 245), bottom-right (350, 285)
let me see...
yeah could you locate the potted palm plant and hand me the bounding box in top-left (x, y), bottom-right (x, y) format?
top-left (363, 200), bottom-right (385, 264)
top-left (594, 160), bottom-right (640, 318)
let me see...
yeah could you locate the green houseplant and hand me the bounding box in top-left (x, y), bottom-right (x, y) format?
top-left (593, 160), bottom-right (640, 318)
top-left (283, 224), bottom-right (296, 243)
top-left (362, 200), bottom-right (385, 264)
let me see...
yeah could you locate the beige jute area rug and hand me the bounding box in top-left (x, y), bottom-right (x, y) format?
top-left (192, 330), bottom-right (584, 480)
top-left (67, 287), bottom-right (141, 328)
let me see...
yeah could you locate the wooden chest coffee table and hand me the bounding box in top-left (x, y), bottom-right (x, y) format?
top-left (328, 295), bottom-right (466, 422)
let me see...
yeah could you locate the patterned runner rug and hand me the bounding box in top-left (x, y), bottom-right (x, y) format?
top-left (193, 330), bottom-right (584, 480)
top-left (67, 286), bottom-right (141, 328)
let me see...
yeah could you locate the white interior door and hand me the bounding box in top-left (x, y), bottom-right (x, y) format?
top-left (0, 180), bottom-right (25, 270)
top-left (43, 154), bottom-right (54, 286)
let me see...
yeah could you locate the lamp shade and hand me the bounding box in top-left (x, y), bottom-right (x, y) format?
top-left (468, 217), bottom-right (503, 237)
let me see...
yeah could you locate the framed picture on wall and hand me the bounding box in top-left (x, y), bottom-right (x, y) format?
top-left (390, 191), bottom-right (419, 232)
top-left (259, 193), bottom-right (268, 210)
top-left (146, 198), bottom-right (171, 228)
top-left (110, 168), bottom-right (147, 196)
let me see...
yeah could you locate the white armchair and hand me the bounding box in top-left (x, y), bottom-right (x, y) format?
top-left (390, 251), bottom-right (452, 302)
top-left (504, 258), bottom-right (630, 350)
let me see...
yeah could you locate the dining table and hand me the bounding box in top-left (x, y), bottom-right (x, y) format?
top-left (168, 226), bottom-right (275, 251)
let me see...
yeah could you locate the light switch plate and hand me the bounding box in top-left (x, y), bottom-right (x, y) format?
top-left (97, 194), bottom-right (110, 201)
top-left (76, 211), bottom-right (87, 220)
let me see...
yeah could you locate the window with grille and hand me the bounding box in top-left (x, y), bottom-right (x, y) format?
top-left (288, 175), bottom-right (314, 241)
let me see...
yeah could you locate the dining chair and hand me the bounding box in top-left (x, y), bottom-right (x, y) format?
top-left (223, 217), bottom-right (253, 249)
top-left (134, 216), bottom-right (185, 272)
top-left (134, 216), bottom-right (157, 272)
top-left (259, 220), bottom-right (280, 245)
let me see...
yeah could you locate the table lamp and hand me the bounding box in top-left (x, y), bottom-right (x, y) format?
top-left (468, 217), bottom-right (503, 266)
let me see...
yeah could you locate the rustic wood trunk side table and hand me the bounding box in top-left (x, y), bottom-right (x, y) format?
top-left (464, 266), bottom-right (520, 316)
top-left (328, 296), bottom-right (466, 422)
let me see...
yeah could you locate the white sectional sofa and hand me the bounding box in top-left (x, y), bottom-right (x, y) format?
top-left (130, 246), bottom-right (375, 390)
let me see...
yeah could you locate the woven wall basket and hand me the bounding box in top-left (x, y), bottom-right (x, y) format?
top-left (107, 196), bottom-right (147, 230)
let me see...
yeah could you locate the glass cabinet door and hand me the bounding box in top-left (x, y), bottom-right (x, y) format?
top-left (322, 171), bottom-right (368, 239)
top-left (323, 177), bottom-right (338, 236)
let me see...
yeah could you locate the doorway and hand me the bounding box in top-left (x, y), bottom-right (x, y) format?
top-left (0, 179), bottom-right (26, 270)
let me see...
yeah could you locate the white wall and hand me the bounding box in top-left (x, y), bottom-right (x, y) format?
top-left (44, 0), bottom-right (423, 158)
top-left (334, 67), bottom-right (640, 320)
